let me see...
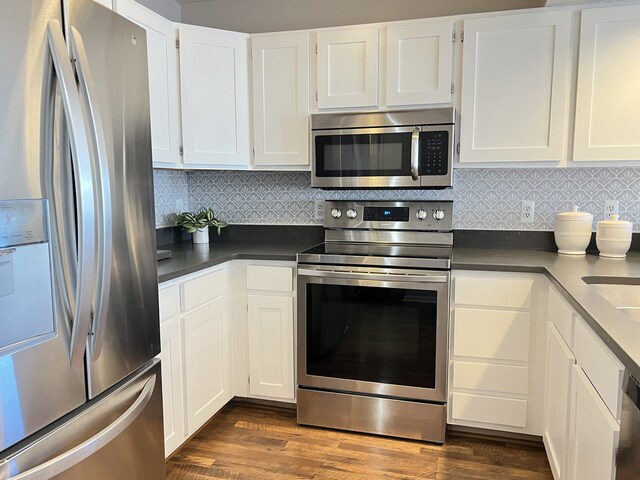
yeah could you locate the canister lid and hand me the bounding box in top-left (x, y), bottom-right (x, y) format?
top-left (597, 215), bottom-right (632, 229)
top-left (555, 205), bottom-right (593, 221)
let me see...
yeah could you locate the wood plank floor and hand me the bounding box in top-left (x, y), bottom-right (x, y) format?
top-left (166, 402), bottom-right (553, 480)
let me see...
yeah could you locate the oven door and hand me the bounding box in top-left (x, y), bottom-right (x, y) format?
top-left (312, 126), bottom-right (420, 188)
top-left (297, 265), bottom-right (449, 403)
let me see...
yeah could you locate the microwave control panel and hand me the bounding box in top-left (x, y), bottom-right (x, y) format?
top-left (421, 131), bottom-right (449, 176)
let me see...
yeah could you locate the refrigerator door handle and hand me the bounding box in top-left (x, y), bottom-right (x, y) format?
top-left (4, 375), bottom-right (156, 480)
top-left (47, 20), bottom-right (96, 370)
top-left (69, 26), bottom-right (113, 363)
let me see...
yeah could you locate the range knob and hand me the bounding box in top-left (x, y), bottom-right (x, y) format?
top-left (331, 208), bottom-right (342, 219)
top-left (346, 208), bottom-right (358, 219)
top-left (433, 209), bottom-right (446, 221)
top-left (416, 209), bottom-right (428, 220)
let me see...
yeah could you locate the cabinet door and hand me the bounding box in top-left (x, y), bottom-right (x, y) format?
top-left (115, 0), bottom-right (181, 166)
top-left (252, 34), bottom-right (310, 167)
top-left (317, 28), bottom-right (378, 109)
top-left (385, 21), bottom-right (454, 106)
top-left (158, 317), bottom-right (186, 457)
top-left (179, 25), bottom-right (250, 166)
top-left (459, 11), bottom-right (571, 164)
top-left (566, 365), bottom-right (619, 480)
top-left (182, 297), bottom-right (232, 433)
top-left (543, 323), bottom-right (576, 480)
top-left (247, 295), bottom-right (294, 399)
top-left (93, 0), bottom-right (112, 9)
top-left (574, 5), bottom-right (640, 162)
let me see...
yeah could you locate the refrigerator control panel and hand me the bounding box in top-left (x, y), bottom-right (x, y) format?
top-left (0, 199), bottom-right (48, 248)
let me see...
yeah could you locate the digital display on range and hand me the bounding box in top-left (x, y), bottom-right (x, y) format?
top-left (363, 207), bottom-right (410, 222)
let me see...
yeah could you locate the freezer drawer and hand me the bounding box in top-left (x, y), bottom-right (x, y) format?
top-left (0, 360), bottom-right (164, 480)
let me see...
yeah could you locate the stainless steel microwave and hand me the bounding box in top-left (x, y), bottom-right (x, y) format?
top-left (311, 108), bottom-right (457, 189)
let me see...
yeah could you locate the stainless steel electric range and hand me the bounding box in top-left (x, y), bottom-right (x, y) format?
top-left (296, 200), bottom-right (453, 443)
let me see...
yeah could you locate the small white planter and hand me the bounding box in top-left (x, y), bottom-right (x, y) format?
top-left (192, 227), bottom-right (209, 244)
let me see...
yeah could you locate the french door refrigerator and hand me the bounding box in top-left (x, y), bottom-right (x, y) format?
top-left (0, 0), bottom-right (164, 478)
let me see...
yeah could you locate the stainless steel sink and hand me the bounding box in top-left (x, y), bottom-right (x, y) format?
top-left (583, 276), bottom-right (640, 321)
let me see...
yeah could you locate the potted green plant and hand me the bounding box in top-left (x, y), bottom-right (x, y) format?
top-left (175, 208), bottom-right (228, 244)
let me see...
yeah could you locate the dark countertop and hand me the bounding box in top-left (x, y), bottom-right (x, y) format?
top-left (453, 248), bottom-right (640, 382)
top-left (157, 239), bottom-right (320, 283)
top-left (157, 237), bottom-right (640, 382)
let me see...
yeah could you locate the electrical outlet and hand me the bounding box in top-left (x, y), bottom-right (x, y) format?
top-left (520, 200), bottom-right (535, 224)
top-left (314, 200), bottom-right (325, 221)
top-left (603, 200), bottom-right (619, 219)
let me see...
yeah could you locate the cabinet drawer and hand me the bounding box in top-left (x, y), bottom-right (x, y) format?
top-left (451, 392), bottom-right (528, 428)
top-left (159, 283), bottom-right (180, 322)
top-left (454, 276), bottom-right (532, 309)
top-left (548, 286), bottom-right (574, 347)
top-left (573, 316), bottom-right (624, 420)
top-left (181, 268), bottom-right (227, 312)
top-left (452, 362), bottom-right (528, 395)
top-left (247, 265), bottom-right (293, 292)
top-left (453, 308), bottom-right (531, 361)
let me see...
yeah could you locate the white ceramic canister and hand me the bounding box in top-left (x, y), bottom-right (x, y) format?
top-left (596, 215), bottom-right (632, 258)
top-left (554, 206), bottom-right (593, 255)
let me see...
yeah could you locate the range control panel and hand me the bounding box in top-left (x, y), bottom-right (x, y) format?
top-left (324, 200), bottom-right (453, 232)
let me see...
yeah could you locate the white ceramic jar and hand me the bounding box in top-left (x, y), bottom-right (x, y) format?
top-left (596, 215), bottom-right (632, 258)
top-left (554, 206), bottom-right (593, 255)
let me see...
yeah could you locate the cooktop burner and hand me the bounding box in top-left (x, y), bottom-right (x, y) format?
top-left (298, 242), bottom-right (451, 270)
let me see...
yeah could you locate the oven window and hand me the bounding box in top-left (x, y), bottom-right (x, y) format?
top-left (306, 284), bottom-right (438, 389)
top-left (315, 133), bottom-right (411, 177)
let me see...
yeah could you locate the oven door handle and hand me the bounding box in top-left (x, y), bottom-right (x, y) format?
top-left (298, 267), bottom-right (448, 284)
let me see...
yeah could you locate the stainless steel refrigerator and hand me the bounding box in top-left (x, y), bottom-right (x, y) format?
top-left (0, 0), bottom-right (164, 478)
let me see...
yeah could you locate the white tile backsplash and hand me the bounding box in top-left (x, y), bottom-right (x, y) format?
top-left (153, 167), bottom-right (640, 231)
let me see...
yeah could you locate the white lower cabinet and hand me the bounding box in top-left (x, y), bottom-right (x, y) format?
top-left (247, 294), bottom-right (294, 399)
top-left (565, 365), bottom-right (619, 480)
top-left (158, 316), bottom-right (185, 457)
top-left (157, 264), bottom-right (231, 457)
top-left (543, 322), bottom-right (576, 480)
top-left (449, 271), bottom-right (546, 436)
top-left (183, 296), bottom-right (232, 433)
top-left (543, 285), bottom-right (622, 480)
top-left (231, 261), bottom-right (296, 402)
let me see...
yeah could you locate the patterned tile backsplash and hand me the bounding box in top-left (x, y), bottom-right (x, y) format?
top-left (153, 167), bottom-right (640, 231)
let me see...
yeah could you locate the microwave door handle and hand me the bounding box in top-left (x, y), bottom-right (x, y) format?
top-left (69, 27), bottom-right (113, 363)
top-left (410, 127), bottom-right (420, 181)
top-left (47, 20), bottom-right (96, 370)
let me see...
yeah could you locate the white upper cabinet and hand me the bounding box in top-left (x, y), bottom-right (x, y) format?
top-left (385, 21), bottom-right (454, 106)
top-left (178, 25), bottom-right (250, 167)
top-left (573, 5), bottom-right (640, 162)
top-left (115, 0), bottom-right (181, 166)
top-left (251, 34), bottom-right (310, 167)
top-left (459, 10), bottom-right (572, 164)
top-left (316, 28), bottom-right (379, 109)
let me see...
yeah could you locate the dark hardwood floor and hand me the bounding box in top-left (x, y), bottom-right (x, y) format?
top-left (166, 402), bottom-right (553, 480)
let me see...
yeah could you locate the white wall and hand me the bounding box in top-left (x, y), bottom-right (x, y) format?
top-left (136, 0), bottom-right (181, 22)
top-left (181, 0), bottom-right (545, 33)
